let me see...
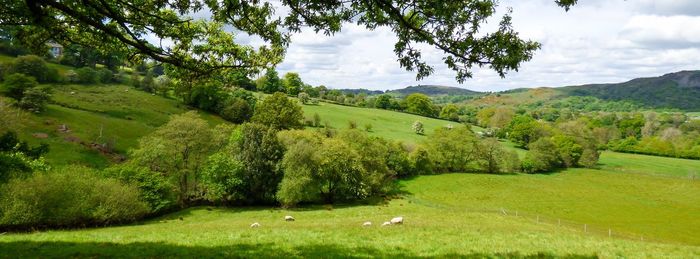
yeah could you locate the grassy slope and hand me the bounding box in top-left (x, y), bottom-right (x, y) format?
top-left (18, 84), bottom-right (226, 168)
top-left (301, 101), bottom-right (462, 144)
top-left (2, 155), bottom-right (699, 257)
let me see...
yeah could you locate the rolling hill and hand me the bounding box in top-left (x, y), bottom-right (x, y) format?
top-left (561, 70), bottom-right (700, 110)
top-left (386, 85), bottom-right (482, 96)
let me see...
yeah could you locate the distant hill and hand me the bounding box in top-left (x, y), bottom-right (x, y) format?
top-left (560, 71), bottom-right (700, 110)
top-left (335, 88), bottom-right (385, 95)
top-left (387, 85), bottom-right (481, 96)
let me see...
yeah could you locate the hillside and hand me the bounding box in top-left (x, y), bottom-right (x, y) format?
top-left (1, 151), bottom-right (698, 257)
top-left (13, 84), bottom-right (226, 168)
top-left (387, 85), bottom-right (481, 96)
top-left (561, 70), bottom-right (700, 110)
top-left (301, 101), bottom-right (465, 144)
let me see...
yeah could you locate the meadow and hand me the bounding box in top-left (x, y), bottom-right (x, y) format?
top-left (1, 151), bottom-right (699, 257)
top-left (2, 76), bottom-right (699, 258)
top-left (13, 84), bottom-right (225, 168)
top-left (301, 101), bottom-right (464, 144)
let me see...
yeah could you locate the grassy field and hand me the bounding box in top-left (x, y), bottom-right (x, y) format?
top-left (301, 101), bottom-right (463, 144)
top-left (3, 56), bottom-right (699, 257)
top-left (1, 151), bottom-right (698, 257)
top-left (16, 84), bottom-right (226, 168)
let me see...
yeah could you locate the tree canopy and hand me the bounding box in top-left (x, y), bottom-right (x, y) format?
top-left (1, 0), bottom-right (575, 83)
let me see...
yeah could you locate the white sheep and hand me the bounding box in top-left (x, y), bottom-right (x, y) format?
top-left (285, 215), bottom-right (295, 221)
top-left (250, 222), bottom-right (260, 228)
top-left (381, 221), bottom-right (391, 227)
top-left (390, 216), bottom-right (403, 225)
top-left (362, 221), bottom-right (372, 227)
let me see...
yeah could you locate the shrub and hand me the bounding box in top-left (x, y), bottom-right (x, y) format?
top-left (96, 68), bottom-right (113, 83)
top-left (409, 146), bottom-right (433, 175)
top-left (298, 92), bottom-right (310, 104)
top-left (348, 120), bottom-right (357, 129)
top-left (364, 123), bottom-right (373, 132)
top-left (18, 86), bottom-right (51, 113)
top-left (0, 166), bottom-right (148, 228)
top-left (412, 120), bottom-right (424, 135)
top-left (522, 138), bottom-right (560, 173)
top-left (9, 55), bottom-right (58, 83)
top-left (75, 67), bottom-right (99, 84)
top-left (130, 111), bottom-right (213, 205)
top-left (252, 92), bottom-right (304, 130)
top-left (103, 164), bottom-right (176, 213)
top-left (425, 127), bottom-right (479, 172)
top-left (200, 152), bottom-right (246, 204)
top-left (313, 113), bottom-right (322, 127)
top-left (141, 71), bottom-right (154, 92)
top-left (1, 73), bottom-right (37, 100)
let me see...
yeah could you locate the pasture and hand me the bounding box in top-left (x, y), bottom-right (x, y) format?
top-left (301, 101), bottom-right (462, 144)
top-left (1, 152), bottom-right (698, 257)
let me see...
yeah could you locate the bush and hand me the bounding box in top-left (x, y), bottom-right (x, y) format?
top-left (96, 68), bottom-right (113, 83)
top-left (0, 166), bottom-right (148, 229)
top-left (200, 152), bottom-right (246, 204)
top-left (425, 127), bottom-right (479, 172)
top-left (412, 120), bottom-right (424, 135)
top-left (409, 146), bottom-right (433, 175)
top-left (1, 73), bottom-right (37, 100)
top-left (18, 86), bottom-right (51, 113)
top-left (252, 92), bottom-right (304, 130)
top-left (298, 92), bottom-right (310, 104)
top-left (522, 138), bottom-right (560, 173)
top-left (9, 55), bottom-right (59, 83)
top-left (75, 67), bottom-right (99, 84)
top-left (103, 164), bottom-right (176, 213)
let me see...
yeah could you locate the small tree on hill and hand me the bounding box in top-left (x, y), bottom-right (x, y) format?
top-left (298, 92), bottom-right (310, 104)
top-left (412, 120), bottom-right (424, 135)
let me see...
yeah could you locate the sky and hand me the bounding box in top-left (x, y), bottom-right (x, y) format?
top-left (270, 0), bottom-right (700, 92)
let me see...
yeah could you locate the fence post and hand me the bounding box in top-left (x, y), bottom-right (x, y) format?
top-left (584, 224), bottom-right (587, 233)
top-left (515, 211), bottom-right (518, 217)
top-left (608, 228), bottom-right (611, 237)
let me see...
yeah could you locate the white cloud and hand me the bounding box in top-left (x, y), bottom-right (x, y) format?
top-left (271, 1), bottom-right (700, 91)
top-left (620, 15), bottom-right (700, 49)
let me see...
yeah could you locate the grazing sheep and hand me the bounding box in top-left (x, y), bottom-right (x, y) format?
top-left (390, 217), bottom-right (403, 225)
top-left (362, 221), bottom-right (372, 227)
top-left (285, 215), bottom-right (295, 221)
top-left (381, 221), bottom-right (391, 227)
top-left (250, 222), bottom-right (260, 228)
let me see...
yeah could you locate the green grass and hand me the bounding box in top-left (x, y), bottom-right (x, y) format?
top-left (17, 84), bottom-right (227, 168)
top-left (301, 101), bottom-right (463, 144)
top-left (2, 151), bottom-right (699, 257)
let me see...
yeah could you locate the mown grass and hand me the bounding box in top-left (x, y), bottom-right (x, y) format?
top-left (17, 84), bottom-right (227, 168)
top-left (2, 161), bottom-right (699, 258)
top-left (301, 101), bottom-right (462, 144)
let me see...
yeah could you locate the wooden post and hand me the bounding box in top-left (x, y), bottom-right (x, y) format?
top-left (515, 211), bottom-right (518, 217)
top-left (608, 228), bottom-right (611, 237)
top-left (584, 224), bottom-right (587, 233)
